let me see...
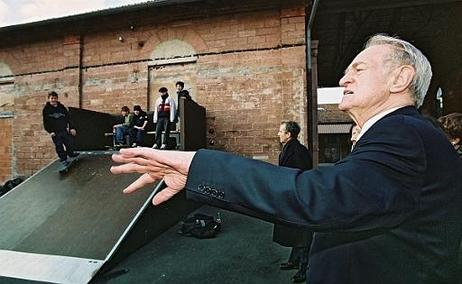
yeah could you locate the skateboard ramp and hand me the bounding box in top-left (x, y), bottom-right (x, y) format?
top-left (0, 152), bottom-right (198, 283)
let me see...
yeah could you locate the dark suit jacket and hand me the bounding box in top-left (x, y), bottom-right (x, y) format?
top-left (185, 107), bottom-right (462, 284)
top-left (273, 138), bottom-right (313, 247)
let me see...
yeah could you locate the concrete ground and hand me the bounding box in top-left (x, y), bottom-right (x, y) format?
top-left (94, 206), bottom-right (297, 284)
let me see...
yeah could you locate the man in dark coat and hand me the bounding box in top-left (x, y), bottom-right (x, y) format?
top-left (274, 121), bottom-right (312, 282)
top-left (42, 91), bottom-right (78, 166)
top-left (175, 81), bottom-right (192, 124)
top-left (112, 35), bottom-right (462, 284)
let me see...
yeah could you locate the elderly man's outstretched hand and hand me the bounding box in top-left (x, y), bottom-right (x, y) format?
top-left (110, 147), bottom-right (196, 205)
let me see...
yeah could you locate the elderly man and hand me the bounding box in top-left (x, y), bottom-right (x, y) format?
top-left (111, 35), bottom-right (462, 284)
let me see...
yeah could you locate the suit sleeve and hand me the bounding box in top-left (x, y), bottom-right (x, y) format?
top-left (185, 118), bottom-right (425, 232)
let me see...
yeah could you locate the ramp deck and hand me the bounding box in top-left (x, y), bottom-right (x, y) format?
top-left (0, 152), bottom-right (160, 283)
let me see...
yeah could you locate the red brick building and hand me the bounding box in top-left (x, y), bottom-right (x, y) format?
top-left (0, 0), bottom-right (313, 182)
top-left (1, 0), bottom-right (462, 183)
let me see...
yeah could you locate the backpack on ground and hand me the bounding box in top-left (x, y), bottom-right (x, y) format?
top-left (178, 213), bottom-right (221, 239)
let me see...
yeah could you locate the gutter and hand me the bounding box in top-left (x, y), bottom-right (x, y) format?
top-left (305, 0), bottom-right (320, 167)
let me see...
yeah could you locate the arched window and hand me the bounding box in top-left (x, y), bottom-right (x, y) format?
top-left (150, 40), bottom-right (197, 65)
top-left (0, 62), bottom-right (14, 84)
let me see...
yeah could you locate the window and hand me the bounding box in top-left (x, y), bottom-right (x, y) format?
top-left (319, 134), bottom-right (351, 163)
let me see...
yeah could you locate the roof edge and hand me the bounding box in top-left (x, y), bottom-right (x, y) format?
top-left (0, 0), bottom-right (203, 33)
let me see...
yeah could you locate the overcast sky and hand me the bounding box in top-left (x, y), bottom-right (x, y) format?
top-left (0, 0), bottom-right (150, 27)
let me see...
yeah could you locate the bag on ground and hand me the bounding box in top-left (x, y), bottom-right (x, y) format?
top-left (178, 213), bottom-right (221, 239)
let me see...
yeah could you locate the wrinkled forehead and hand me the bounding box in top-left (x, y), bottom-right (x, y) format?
top-left (346, 45), bottom-right (393, 71)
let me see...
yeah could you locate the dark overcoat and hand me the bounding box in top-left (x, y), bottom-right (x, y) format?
top-left (272, 138), bottom-right (313, 247)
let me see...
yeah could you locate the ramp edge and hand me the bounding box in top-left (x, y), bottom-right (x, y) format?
top-left (104, 180), bottom-right (164, 262)
top-left (0, 249), bottom-right (104, 284)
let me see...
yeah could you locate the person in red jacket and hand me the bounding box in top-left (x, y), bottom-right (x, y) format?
top-left (152, 87), bottom-right (176, 150)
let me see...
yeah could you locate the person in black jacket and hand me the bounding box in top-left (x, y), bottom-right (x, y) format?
top-left (274, 121), bottom-right (313, 283)
top-left (176, 81), bottom-right (192, 102)
top-left (131, 105), bottom-right (148, 147)
top-left (175, 81), bottom-right (191, 124)
top-left (42, 91), bottom-right (78, 166)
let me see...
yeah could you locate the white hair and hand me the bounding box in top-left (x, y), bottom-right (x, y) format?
top-left (365, 34), bottom-right (432, 108)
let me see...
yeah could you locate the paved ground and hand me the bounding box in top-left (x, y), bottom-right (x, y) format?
top-left (94, 206), bottom-right (297, 284)
top-left (1, 205), bottom-right (297, 284)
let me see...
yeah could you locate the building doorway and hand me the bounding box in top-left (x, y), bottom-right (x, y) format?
top-left (147, 62), bottom-right (197, 111)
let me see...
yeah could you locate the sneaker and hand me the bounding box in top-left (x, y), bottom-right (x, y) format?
top-left (131, 143), bottom-right (137, 147)
top-left (152, 144), bottom-right (159, 149)
top-left (160, 144), bottom-right (167, 150)
top-left (61, 160), bottom-right (70, 167)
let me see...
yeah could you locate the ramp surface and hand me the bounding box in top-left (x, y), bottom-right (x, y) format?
top-left (0, 152), bottom-right (159, 283)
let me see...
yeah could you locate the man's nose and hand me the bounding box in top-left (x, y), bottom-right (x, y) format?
top-left (339, 73), bottom-right (351, 87)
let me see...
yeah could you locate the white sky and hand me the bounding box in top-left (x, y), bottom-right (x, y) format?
top-left (0, 0), bottom-right (151, 27)
top-left (318, 87), bottom-right (344, 104)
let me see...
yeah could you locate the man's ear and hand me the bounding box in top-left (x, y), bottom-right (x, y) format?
top-left (389, 65), bottom-right (415, 93)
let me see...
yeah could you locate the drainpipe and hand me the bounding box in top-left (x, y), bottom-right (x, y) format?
top-left (305, 0), bottom-right (319, 167)
top-left (78, 34), bottom-right (84, 108)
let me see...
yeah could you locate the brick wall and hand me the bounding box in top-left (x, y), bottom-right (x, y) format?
top-left (0, 1), bottom-right (311, 179)
top-left (0, 117), bottom-right (12, 183)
